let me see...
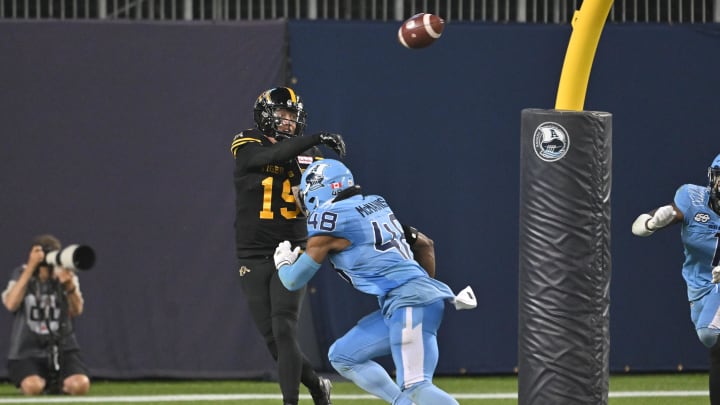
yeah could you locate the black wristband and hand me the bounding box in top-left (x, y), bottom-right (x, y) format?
top-left (401, 224), bottom-right (419, 246)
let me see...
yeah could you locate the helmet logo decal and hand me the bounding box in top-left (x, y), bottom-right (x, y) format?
top-left (303, 163), bottom-right (329, 194)
top-left (533, 122), bottom-right (570, 162)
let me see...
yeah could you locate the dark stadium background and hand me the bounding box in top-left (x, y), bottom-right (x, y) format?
top-left (0, 19), bottom-right (718, 379)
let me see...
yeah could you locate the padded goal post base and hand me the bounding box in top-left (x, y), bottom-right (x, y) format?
top-left (518, 108), bottom-right (612, 405)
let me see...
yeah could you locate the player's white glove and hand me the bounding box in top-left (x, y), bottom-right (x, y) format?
top-left (274, 241), bottom-right (301, 270)
top-left (646, 205), bottom-right (676, 230)
top-left (451, 286), bottom-right (477, 310)
top-left (712, 266), bottom-right (720, 284)
top-left (632, 205), bottom-right (676, 236)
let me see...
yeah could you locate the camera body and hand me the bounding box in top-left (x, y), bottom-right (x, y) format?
top-left (44, 244), bottom-right (95, 271)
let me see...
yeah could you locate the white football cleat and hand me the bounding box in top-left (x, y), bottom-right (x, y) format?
top-left (452, 286), bottom-right (477, 310)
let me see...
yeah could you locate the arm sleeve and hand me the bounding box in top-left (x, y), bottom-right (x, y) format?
top-left (237, 133), bottom-right (322, 168)
top-left (278, 253), bottom-right (322, 291)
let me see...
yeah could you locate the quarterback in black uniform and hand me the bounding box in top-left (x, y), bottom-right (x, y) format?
top-left (230, 87), bottom-right (345, 405)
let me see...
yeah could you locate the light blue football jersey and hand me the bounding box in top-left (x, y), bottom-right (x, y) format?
top-left (674, 184), bottom-right (720, 301)
top-left (307, 193), bottom-right (455, 316)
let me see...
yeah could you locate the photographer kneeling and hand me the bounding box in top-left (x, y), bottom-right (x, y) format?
top-left (1, 234), bottom-right (90, 395)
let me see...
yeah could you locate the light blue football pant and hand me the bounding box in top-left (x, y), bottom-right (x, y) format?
top-left (328, 300), bottom-right (458, 405)
top-left (691, 286), bottom-right (720, 348)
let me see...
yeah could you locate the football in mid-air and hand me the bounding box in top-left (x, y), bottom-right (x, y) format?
top-left (397, 13), bottom-right (445, 49)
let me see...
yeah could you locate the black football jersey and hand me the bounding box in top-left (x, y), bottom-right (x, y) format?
top-left (231, 128), bottom-right (323, 257)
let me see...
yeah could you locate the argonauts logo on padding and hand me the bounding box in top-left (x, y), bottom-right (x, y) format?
top-left (533, 122), bottom-right (570, 162)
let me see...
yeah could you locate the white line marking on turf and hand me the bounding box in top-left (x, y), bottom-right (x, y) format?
top-left (609, 390), bottom-right (706, 397)
top-left (0, 391), bottom-right (708, 403)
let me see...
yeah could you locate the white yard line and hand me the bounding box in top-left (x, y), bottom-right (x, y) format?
top-left (0, 391), bottom-right (709, 403)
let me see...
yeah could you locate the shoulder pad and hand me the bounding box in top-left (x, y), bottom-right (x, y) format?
top-left (231, 128), bottom-right (263, 156)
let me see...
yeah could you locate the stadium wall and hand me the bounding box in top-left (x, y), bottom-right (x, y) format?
top-left (0, 20), bottom-right (719, 379)
top-left (0, 20), bottom-right (287, 379)
top-left (288, 20), bottom-right (720, 375)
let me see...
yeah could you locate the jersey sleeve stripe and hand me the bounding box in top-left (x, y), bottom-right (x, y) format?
top-left (230, 138), bottom-right (262, 156)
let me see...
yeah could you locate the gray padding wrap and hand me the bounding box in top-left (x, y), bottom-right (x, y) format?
top-left (518, 108), bottom-right (612, 405)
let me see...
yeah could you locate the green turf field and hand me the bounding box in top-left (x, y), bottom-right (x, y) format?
top-left (0, 373), bottom-right (710, 404)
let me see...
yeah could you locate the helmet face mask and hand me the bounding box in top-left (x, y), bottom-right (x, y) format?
top-left (300, 160), bottom-right (354, 216)
top-left (297, 188), bottom-right (310, 217)
top-left (254, 87), bottom-right (307, 139)
top-left (708, 153), bottom-right (720, 215)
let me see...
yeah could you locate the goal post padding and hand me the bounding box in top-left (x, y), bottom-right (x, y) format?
top-left (518, 108), bottom-right (612, 405)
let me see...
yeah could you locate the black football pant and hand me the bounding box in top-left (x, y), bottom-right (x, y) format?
top-left (711, 339), bottom-right (720, 405)
top-left (238, 256), bottom-right (323, 405)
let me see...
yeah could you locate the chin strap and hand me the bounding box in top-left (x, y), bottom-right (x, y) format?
top-left (270, 133), bottom-right (291, 141)
top-left (333, 185), bottom-right (363, 202)
top-left (267, 128), bottom-right (300, 141)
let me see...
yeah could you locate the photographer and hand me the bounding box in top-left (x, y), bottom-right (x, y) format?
top-left (1, 234), bottom-right (90, 395)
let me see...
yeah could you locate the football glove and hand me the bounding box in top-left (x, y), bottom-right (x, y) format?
top-left (317, 132), bottom-right (346, 157)
top-left (712, 266), bottom-right (720, 284)
top-left (646, 205), bottom-right (676, 231)
top-left (451, 286), bottom-right (477, 310)
top-left (274, 241), bottom-right (301, 270)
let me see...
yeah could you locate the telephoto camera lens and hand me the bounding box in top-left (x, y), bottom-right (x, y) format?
top-left (45, 245), bottom-right (95, 271)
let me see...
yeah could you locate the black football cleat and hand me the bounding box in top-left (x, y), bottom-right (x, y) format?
top-left (312, 376), bottom-right (332, 405)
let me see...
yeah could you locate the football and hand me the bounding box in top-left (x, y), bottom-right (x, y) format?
top-left (397, 13), bottom-right (445, 49)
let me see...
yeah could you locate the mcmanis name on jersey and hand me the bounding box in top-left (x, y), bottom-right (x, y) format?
top-left (355, 197), bottom-right (390, 217)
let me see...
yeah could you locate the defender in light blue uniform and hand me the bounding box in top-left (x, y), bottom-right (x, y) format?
top-left (274, 159), bottom-right (459, 405)
top-left (632, 153), bottom-right (720, 404)
top-left (675, 183), bottom-right (720, 303)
